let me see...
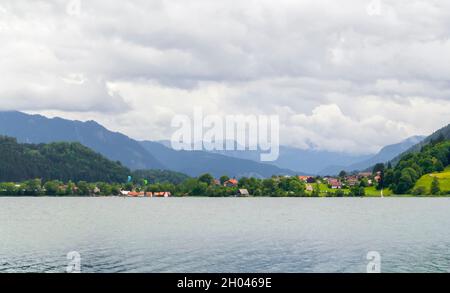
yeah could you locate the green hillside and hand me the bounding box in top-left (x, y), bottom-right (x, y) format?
top-left (0, 136), bottom-right (130, 183)
top-left (384, 138), bottom-right (450, 195)
top-left (414, 167), bottom-right (450, 195)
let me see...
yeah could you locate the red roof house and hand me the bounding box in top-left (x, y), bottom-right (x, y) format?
top-left (224, 179), bottom-right (238, 187)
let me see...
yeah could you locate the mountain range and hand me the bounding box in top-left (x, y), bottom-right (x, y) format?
top-left (0, 111), bottom-right (163, 170)
top-left (0, 111), bottom-right (431, 177)
top-left (318, 135), bottom-right (425, 175)
top-left (188, 138), bottom-right (425, 175)
top-left (0, 111), bottom-right (295, 178)
top-left (139, 141), bottom-right (296, 178)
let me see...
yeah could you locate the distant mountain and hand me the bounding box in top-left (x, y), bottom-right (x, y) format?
top-left (0, 136), bottom-right (130, 182)
top-left (0, 111), bottom-right (296, 178)
top-left (140, 141), bottom-right (297, 178)
top-left (273, 146), bottom-right (370, 175)
top-left (194, 143), bottom-right (370, 175)
top-left (198, 136), bottom-right (426, 176)
top-left (391, 124), bottom-right (450, 165)
top-left (348, 136), bottom-right (425, 170)
top-left (2, 111), bottom-right (428, 178)
top-left (319, 135), bottom-right (426, 175)
top-left (0, 111), bottom-right (164, 170)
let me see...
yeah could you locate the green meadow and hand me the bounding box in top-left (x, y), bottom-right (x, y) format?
top-left (414, 166), bottom-right (450, 195)
top-left (312, 183), bottom-right (391, 197)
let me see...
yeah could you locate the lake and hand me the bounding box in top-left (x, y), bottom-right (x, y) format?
top-left (1, 197), bottom-right (450, 273)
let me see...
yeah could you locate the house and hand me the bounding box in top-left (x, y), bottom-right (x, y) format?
top-left (224, 179), bottom-right (238, 187)
top-left (358, 172), bottom-right (372, 179)
top-left (93, 187), bottom-right (101, 194)
top-left (120, 190), bottom-right (131, 196)
top-left (128, 191), bottom-right (145, 197)
top-left (145, 192), bottom-right (153, 197)
top-left (236, 189), bottom-right (250, 197)
top-left (298, 176), bottom-right (315, 183)
top-left (306, 184), bottom-right (313, 192)
top-left (346, 176), bottom-right (359, 187)
top-left (374, 171), bottom-right (382, 183)
top-left (153, 191), bottom-right (172, 198)
top-left (329, 179), bottom-right (342, 189)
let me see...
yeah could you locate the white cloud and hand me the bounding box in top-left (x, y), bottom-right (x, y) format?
top-left (1, 0), bottom-right (450, 153)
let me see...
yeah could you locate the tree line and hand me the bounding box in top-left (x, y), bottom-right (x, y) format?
top-left (0, 174), bottom-right (368, 197)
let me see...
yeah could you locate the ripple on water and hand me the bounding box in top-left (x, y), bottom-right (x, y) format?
top-left (1, 197), bottom-right (450, 272)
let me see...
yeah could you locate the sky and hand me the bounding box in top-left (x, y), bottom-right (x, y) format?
top-left (1, 0), bottom-right (450, 154)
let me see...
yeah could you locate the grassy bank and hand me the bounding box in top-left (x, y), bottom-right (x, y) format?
top-left (414, 166), bottom-right (450, 194)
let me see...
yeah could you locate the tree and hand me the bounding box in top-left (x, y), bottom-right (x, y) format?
top-left (44, 180), bottom-right (60, 196)
top-left (430, 177), bottom-right (440, 195)
top-left (64, 181), bottom-right (76, 196)
top-left (383, 169), bottom-right (395, 187)
top-left (339, 170), bottom-right (347, 178)
top-left (220, 176), bottom-right (230, 185)
top-left (373, 163), bottom-right (385, 174)
top-left (262, 178), bottom-right (276, 194)
top-left (238, 177), bottom-right (250, 188)
top-left (434, 160), bottom-right (445, 172)
top-left (77, 181), bottom-right (90, 195)
top-left (359, 178), bottom-right (369, 188)
top-left (23, 179), bottom-right (43, 196)
top-left (311, 184), bottom-right (321, 197)
top-left (98, 182), bottom-right (113, 196)
top-left (0, 182), bottom-right (19, 196)
top-left (198, 173), bottom-right (214, 186)
top-left (350, 186), bottom-right (365, 197)
top-left (395, 171), bottom-right (414, 194)
top-left (334, 189), bottom-right (345, 197)
top-left (287, 178), bottom-right (306, 196)
top-left (192, 181), bottom-right (208, 196)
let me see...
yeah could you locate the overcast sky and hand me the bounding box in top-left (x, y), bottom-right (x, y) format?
top-left (1, 0), bottom-right (450, 154)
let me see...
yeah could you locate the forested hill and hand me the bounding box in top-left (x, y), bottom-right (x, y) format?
top-left (385, 138), bottom-right (450, 194)
top-left (0, 136), bottom-right (130, 182)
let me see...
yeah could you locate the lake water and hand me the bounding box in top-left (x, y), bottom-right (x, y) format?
top-left (1, 197), bottom-right (450, 273)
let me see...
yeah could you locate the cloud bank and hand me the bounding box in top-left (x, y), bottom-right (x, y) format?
top-left (1, 0), bottom-right (450, 153)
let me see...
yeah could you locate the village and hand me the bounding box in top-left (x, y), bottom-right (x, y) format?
top-left (297, 172), bottom-right (382, 192)
top-left (121, 191), bottom-right (173, 198)
top-left (116, 172), bottom-right (383, 198)
top-left (0, 171), bottom-right (383, 198)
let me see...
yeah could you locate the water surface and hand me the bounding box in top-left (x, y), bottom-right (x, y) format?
top-left (1, 197), bottom-right (450, 273)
